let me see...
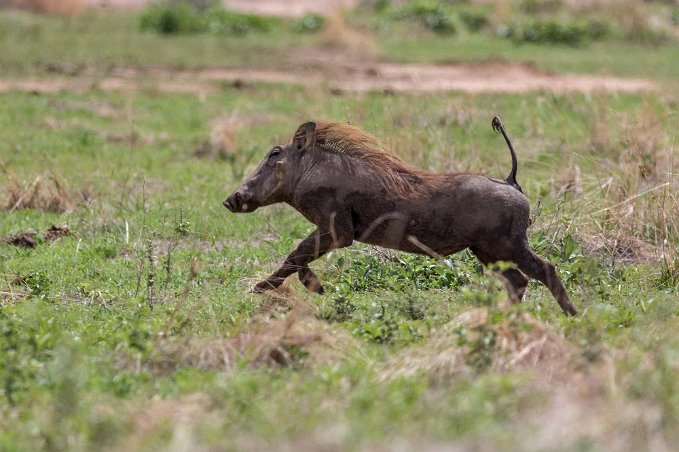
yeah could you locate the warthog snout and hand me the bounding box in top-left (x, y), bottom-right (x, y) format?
top-left (224, 191), bottom-right (250, 213)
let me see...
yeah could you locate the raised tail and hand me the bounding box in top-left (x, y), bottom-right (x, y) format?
top-left (491, 116), bottom-right (522, 193)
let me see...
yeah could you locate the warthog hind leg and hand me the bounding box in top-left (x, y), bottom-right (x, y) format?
top-left (472, 248), bottom-right (529, 303)
top-left (512, 246), bottom-right (577, 316)
top-left (473, 244), bottom-right (576, 315)
top-left (298, 266), bottom-right (324, 294)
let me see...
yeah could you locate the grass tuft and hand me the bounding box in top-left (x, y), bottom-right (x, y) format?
top-left (4, 174), bottom-right (73, 213)
top-left (380, 306), bottom-right (574, 382)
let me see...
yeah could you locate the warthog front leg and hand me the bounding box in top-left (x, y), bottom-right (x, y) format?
top-left (252, 211), bottom-right (354, 293)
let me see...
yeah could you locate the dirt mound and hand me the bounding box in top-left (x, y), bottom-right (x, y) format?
top-left (2, 232), bottom-right (38, 248)
top-left (2, 225), bottom-right (71, 248)
top-left (43, 224), bottom-right (70, 241)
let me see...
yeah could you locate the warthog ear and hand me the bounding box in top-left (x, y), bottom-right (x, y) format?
top-left (293, 121), bottom-right (316, 151)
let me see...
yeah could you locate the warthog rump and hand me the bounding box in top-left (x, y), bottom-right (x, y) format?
top-left (224, 118), bottom-right (577, 316)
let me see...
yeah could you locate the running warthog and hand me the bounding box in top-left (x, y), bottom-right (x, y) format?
top-left (224, 118), bottom-right (577, 315)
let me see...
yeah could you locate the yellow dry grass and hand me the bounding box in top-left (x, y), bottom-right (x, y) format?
top-left (379, 307), bottom-right (576, 383)
top-left (320, 10), bottom-right (377, 56)
top-left (193, 115), bottom-right (241, 160)
top-left (136, 288), bottom-right (360, 375)
top-left (4, 174), bottom-right (73, 213)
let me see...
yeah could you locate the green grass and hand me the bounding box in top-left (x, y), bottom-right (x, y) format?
top-left (0, 11), bottom-right (318, 75)
top-left (1, 84), bottom-right (678, 449)
top-left (379, 32), bottom-right (679, 81)
top-left (0, 7), bottom-right (678, 84)
top-left (0, 5), bottom-right (678, 450)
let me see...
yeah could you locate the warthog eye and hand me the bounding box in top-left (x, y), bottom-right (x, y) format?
top-left (269, 146), bottom-right (282, 158)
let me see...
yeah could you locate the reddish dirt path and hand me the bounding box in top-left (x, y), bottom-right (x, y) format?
top-left (0, 0), bottom-right (650, 95)
top-left (1, 1), bottom-right (655, 95)
top-left (83, 0), bottom-right (360, 16)
top-left (0, 61), bottom-right (655, 95)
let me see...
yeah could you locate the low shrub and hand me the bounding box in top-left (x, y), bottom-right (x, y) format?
top-left (498, 17), bottom-right (611, 46)
top-left (459, 9), bottom-right (489, 32)
top-left (520, 0), bottom-right (563, 15)
top-left (138, 1), bottom-right (277, 36)
top-left (138, 2), bottom-right (205, 34)
top-left (624, 26), bottom-right (670, 46)
top-left (392, 1), bottom-right (456, 35)
top-left (292, 13), bottom-right (325, 33)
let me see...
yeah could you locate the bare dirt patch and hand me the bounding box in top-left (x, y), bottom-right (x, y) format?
top-left (226, 0), bottom-right (360, 18)
top-left (0, 59), bottom-right (655, 96)
top-left (79, 0), bottom-right (361, 16)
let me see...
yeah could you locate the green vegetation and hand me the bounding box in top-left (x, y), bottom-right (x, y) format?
top-left (292, 13), bottom-right (325, 34)
top-left (0, 1), bottom-right (678, 450)
top-left (498, 17), bottom-right (611, 46)
top-left (0, 1), bottom-right (677, 80)
top-left (138, 1), bottom-right (279, 36)
top-left (1, 83), bottom-right (677, 450)
top-left (358, 0), bottom-right (671, 46)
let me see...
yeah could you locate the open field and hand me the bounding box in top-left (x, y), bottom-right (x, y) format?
top-left (1, 1), bottom-right (678, 450)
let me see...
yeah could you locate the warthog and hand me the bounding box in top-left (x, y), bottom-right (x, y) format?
top-left (224, 118), bottom-right (577, 315)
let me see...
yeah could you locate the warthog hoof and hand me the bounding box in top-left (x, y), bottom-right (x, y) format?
top-left (250, 280), bottom-right (276, 293)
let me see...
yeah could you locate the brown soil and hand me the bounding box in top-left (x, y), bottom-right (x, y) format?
top-left (2, 232), bottom-right (38, 248)
top-left (0, 1), bottom-right (657, 95)
top-left (2, 224), bottom-right (70, 248)
top-left (43, 224), bottom-right (70, 242)
top-left (0, 60), bottom-right (655, 96)
top-left (225, 0), bottom-right (360, 17)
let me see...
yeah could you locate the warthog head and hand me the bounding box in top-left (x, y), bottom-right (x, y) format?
top-left (224, 122), bottom-right (316, 213)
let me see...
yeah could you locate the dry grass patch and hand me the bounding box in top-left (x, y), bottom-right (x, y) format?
top-left (149, 314), bottom-right (342, 373)
top-left (193, 113), bottom-right (275, 160)
top-left (321, 11), bottom-right (377, 56)
top-left (139, 290), bottom-right (359, 375)
top-left (1, 273), bottom-right (30, 302)
top-left (50, 99), bottom-right (125, 120)
top-left (380, 307), bottom-right (576, 383)
top-left (4, 174), bottom-right (73, 213)
top-left (116, 393), bottom-right (212, 452)
top-left (552, 101), bottom-right (679, 263)
top-left (193, 114), bottom-right (242, 160)
top-left (594, 106), bottom-right (678, 259)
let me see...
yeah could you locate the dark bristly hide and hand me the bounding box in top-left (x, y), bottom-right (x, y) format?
top-left (224, 119), bottom-right (577, 316)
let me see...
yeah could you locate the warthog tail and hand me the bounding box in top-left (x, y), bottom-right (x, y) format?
top-left (491, 116), bottom-right (522, 193)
